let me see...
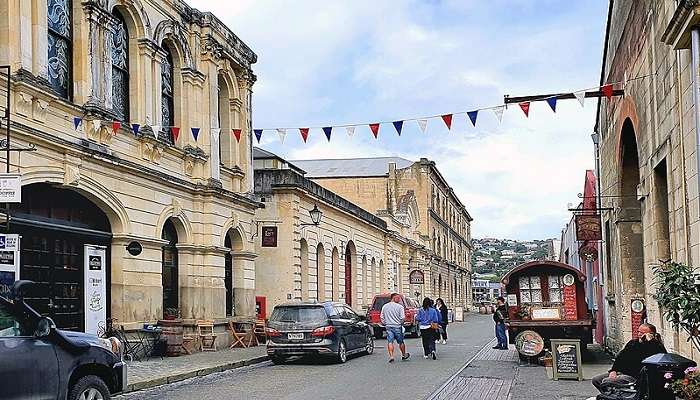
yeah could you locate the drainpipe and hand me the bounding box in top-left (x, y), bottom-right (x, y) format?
top-left (691, 28), bottom-right (700, 262)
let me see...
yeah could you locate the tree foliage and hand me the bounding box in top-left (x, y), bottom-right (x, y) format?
top-left (652, 261), bottom-right (700, 353)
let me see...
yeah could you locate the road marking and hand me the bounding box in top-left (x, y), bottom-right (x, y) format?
top-left (424, 337), bottom-right (496, 400)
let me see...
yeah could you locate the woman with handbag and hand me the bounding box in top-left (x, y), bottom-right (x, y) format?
top-left (416, 297), bottom-right (441, 360)
top-left (435, 298), bottom-right (449, 344)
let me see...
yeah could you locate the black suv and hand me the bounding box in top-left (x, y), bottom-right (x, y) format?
top-left (0, 281), bottom-right (126, 400)
top-left (266, 301), bottom-right (374, 364)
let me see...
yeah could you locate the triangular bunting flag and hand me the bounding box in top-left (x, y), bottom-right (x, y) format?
top-left (417, 119), bottom-right (428, 133)
top-left (232, 129), bottom-right (241, 142)
top-left (212, 128), bottom-right (221, 136)
top-left (346, 126), bottom-right (355, 137)
top-left (73, 117), bottom-right (82, 130)
top-left (254, 129), bottom-right (263, 143)
top-left (601, 84), bottom-right (613, 99)
top-left (546, 97), bottom-right (557, 113)
top-left (131, 123), bottom-right (140, 135)
top-left (369, 123), bottom-right (380, 138)
top-left (191, 127), bottom-right (200, 141)
top-left (467, 111), bottom-right (478, 127)
top-left (322, 127), bottom-right (332, 141)
top-left (441, 114), bottom-right (453, 130)
top-left (393, 121), bottom-right (403, 136)
top-left (92, 120), bottom-right (101, 133)
top-left (112, 121), bottom-right (121, 135)
top-left (519, 102), bottom-right (530, 117)
top-left (299, 128), bottom-right (309, 143)
top-left (152, 125), bottom-right (161, 139)
top-left (277, 128), bottom-right (287, 144)
top-left (573, 90), bottom-right (586, 107)
top-left (492, 106), bottom-right (505, 123)
top-left (171, 127), bottom-right (180, 142)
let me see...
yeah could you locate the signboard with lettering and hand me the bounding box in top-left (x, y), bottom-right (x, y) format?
top-left (531, 307), bottom-right (561, 321)
top-left (84, 245), bottom-right (107, 336)
top-left (552, 339), bottom-right (583, 381)
top-left (515, 330), bottom-right (545, 357)
top-left (575, 214), bottom-right (601, 241)
top-left (0, 174), bottom-right (21, 203)
top-left (0, 234), bottom-right (19, 297)
top-left (562, 274), bottom-right (578, 321)
top-left (261, 226), bottom-right (278, 247)
top-left (408, 270), bottom-right (424, 285)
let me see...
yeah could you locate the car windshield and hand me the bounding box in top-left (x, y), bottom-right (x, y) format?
top-left (270, 306), bottom-right (327, 323)
top-left (371, 297), bottom-right (391, 311)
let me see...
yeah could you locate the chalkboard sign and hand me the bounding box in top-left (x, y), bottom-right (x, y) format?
top-left (551, 339), bottom-right (583, 381)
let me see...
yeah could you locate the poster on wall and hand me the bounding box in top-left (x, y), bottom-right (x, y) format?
top-left (0, 234), bottom-right (19, 297)
top-left (84, 245), bottom-right (107, 336)
top-left (261, 227), bottom-right (278, 247)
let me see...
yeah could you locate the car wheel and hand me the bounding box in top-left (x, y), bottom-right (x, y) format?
top-left (364, 333), bottom-right (374, 355)
top-left (68, 375), bottom-right (110, 400)
top-left (374, 329), bottom-right (383, 340)
top-left (270, 355), bottom-right (287, 365)
top-left (336, 339), bottom-right (348, 363)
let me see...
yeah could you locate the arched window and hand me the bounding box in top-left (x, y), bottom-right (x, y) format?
top-left (47, 0), bottom-right (72, 99)
top-left (161, 47), bottom-right (175, 144)
top-left (111, 11), bottom-right (130, 121)
top-left (162, 219), bottom-right (179, 315)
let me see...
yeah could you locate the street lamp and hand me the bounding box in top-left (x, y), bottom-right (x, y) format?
top-left (591, 133), bottom-right (600, 145)
top-left (302, 204), bottom-right (323, 227)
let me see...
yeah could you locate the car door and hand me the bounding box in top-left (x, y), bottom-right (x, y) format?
top-left (332, 306), bottom-right (354, 348)
top-left (343, 306), bottom-right (365, 350)
top-left (0, 298), bottom-right (59, 400)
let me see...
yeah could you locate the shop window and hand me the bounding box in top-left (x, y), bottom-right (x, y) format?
top-left (47, 0), bottom-right (72, 99)
top-left (518, 276), bottom-right (541, 304)
top-left (111, 11), bottom-right (130, 122)
top-left (548, 275), bottom-right (563, 304)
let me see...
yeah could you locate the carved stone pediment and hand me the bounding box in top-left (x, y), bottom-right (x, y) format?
top-left (137, 127), bottom-right (165, 164)
top-left (182, 145), bottom-right (208, 176)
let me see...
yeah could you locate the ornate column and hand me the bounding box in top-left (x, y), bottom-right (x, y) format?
top-left (31, 0), bottom-right (48, 80)
top-left (137, 38), bottom-right (159, 126)
top-left (83, 4), bottom-right (105, 108)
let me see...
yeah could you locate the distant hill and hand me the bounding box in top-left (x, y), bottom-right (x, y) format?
top-left (471, 237), bottom-right (557, 280)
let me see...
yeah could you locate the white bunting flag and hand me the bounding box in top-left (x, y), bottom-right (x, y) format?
top-left (152, 125), bottom-right (161, 139)
top-left (346, 126), bottom-right (355, 137)
top-left (92, 120), bottom-right (101, 133)
top-left (492, 106), bottom-right (505, 123)
top-left (277, 128), bottom-right (287, 143)
top-left (417, 119), bottom-right (428, 133)
top-left (211, 128), bottom-right (221, 136)
top-left (573, 90), bottom-right (586, 107)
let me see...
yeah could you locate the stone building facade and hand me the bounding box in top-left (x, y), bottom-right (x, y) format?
top-left (0, 0), bottom-right (258, 332)
top-left (291, 157), bottom-right (473, 310)
top-left (595, 0), bottom-right (699, 360)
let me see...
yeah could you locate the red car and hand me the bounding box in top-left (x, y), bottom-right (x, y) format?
top-left (366, 293), bottom-right (421, 339)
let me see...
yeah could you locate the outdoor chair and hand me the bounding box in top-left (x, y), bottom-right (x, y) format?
top-left (228, 320), bottom-right (255, 348)
top-left (197, 320), bottom-right (217, 352)
top-left (254, 319), bottom-right (266, 344)
top-left (181, 329), bottom-right (197, 355)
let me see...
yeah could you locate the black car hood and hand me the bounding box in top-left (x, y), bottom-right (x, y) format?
top-left (54, 329), bottom-right (102, 351)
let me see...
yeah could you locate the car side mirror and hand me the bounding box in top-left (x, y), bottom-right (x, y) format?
top-left (34, 316), bottom-right (55, 338)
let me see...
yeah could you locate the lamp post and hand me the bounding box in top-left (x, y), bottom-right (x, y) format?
top-left (301, 204), bottom-right (323, 227)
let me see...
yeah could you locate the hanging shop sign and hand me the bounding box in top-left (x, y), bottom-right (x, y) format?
top-left (552, 339), bottom-right (583, 381)
top-left (578, 242), bottom-right (598, 262)
top-left (0, 234), bottom-right (19, 297)
top-left (84, 245), bottom-right (107, 336)
top-left (408, 269), bottom-right (425, 285)
top-left (261, 226), bottom-right (278, 247)
top-left (0, 174), bottom-right (21, 203)
top-left (575, 214), bottom-right (602, 241)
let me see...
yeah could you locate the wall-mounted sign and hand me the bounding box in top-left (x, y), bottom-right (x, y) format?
top-left (126, 241), bottom-right (143, 256)
top-left (531, 307), bottom-right (561, 321)
top-left (575, 214), bottom-right (602, 241)
top-left (563, 275), bottom-right (578, 321)
top-left (0, 234), bottom-right (19, 297)
top-left (261, 226), bottom-right (277, 247)
top-left (507, 294), bottom-right (517, 306)
top-left (408, 269), bottom-right (424, 285)
top-left (0, 174), bottom-right (21, 203)
top-left (515, 330), bottom-right (544, 357)
top-left (84, 245), bottom-right (107, 336)
top-left (552, 339), bottom-right (583, 381)
top-left (631, 298), bottom-right (645, 339)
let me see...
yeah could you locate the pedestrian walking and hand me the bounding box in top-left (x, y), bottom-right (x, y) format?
top-left (493, 296), bottom-right (508, 350)
top-left (435, 298), bottom-right (448, 344)
top-left (416, 297), bottom-right (440, 360)
top-left (380, 293), bottom-right (410, 363)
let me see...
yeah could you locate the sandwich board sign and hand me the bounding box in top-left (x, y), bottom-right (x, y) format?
top-left (551, 339), bottom-right (583, 381)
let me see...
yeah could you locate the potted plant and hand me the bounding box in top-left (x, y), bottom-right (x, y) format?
top-left (664, 367), bottom-right (699, 400)
top-left (164, 307), bottom-right (180, 320)
top-left (652, 262), bottom-right (700, 354)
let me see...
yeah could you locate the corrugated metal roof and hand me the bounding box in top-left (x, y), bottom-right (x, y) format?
top-left (290, 157), bottom-right (414, 178)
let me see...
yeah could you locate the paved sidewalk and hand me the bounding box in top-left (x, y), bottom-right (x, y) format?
top-left (125, 346), bottom-right (268, 392)
top-left (429, 342), bottom-right (611, 400)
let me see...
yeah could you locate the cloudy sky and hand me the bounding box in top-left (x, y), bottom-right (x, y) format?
top-left (196, 0), bottom-right (608, 240)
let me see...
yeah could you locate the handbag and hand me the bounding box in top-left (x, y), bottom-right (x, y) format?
top-left (430, 322), bottom-right (439, 330)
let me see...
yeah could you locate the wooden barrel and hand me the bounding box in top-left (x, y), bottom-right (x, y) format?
top-left (158, 320), bottom-right (183, 357)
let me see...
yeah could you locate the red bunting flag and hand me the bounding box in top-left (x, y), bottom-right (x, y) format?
top-left (171, 127), bottom-right (180, 142)
top-left (299, 128), bottom-right (309, 143)
top-left (519, 102), bottom-right (530, 117)
top-left (112, 121), bottom-right (121, 134)
top-left (601, 84), bottom-right (613, 100)
top-left (232, 129), bottom-right (242, 142)
top-left (369, 123), bottom-right (380, 138)
top-left (441, 114), bottom-right (453, 130)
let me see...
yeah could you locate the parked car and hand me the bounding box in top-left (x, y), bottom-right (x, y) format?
top-left (366, 293), bottom-right (421, 339)
top-left (0, 281), bottom-right (126, 400)
top-left (266, 301), bottom-right (374, 364)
